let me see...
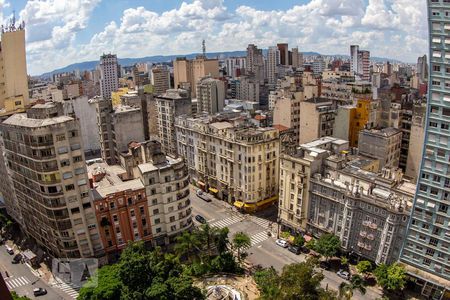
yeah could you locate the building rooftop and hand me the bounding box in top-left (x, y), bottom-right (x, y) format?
top-left (360, 127), bottom-right (401, 137)
top-left (137, 156), bottom-right (184, 174)
top-left (2, 113), bottom-right (73, 128)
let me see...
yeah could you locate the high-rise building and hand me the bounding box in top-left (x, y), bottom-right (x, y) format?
top-left (155, 89), bottom-right (191, 157)
top-left (291, 47), bottom-right (303, 68)
top-left (196, 76), bottom-right (225, 114)
top-left (0, 102), bottom-right (103, 258)
top-left (277, 43), bottom-right (289, 66)
top-left (312, 56), bottom-right (326, 74)
top-left (224, 57), bottom-right (246, 78)
top-left (0, 21), bottom-right (29, 113)
top-left (246, 44), bottom-right (265, 84)
top-left (267, 46), bottom-right (280, 85)
top-left (400, 1), bottom-right (450, 298)
top-left (350, 45), bottom-right (359, 74)
top-left (299, 98), bottom-right (336, 144)
top-left (234, 75), bottom-right (260, 102)
top-left (99, 54), bottom-right (119, 100)
top-left (350, 45), bottom-right (370, 81)
top-left (173, 57), bottom-right (219, 98)
top-left (150, 65), bottom-right (170, 96)
top-left (417, 55), bottom-right (429, 84)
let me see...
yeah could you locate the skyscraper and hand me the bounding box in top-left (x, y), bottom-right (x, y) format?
top-left (400, 1), bottom-right (450, 299)
top-left (277, 43), bottom-right (289, 66)
top-left (350, 45), bottom-right (370, 81)
top-left (99, 54), bottom-right (119, 100)
top-left (0, 20), bottom-right (29, 113)
top-left (196, 76), bottom-right (225, 114)
top-left (246, 44), bottom-right (265, 84)
top-left (150, 65), bottom-right (170, 96)
top-left (267, 46), bottom-right (280, 85)
top-left (350, 45), bottom-right (359, 74)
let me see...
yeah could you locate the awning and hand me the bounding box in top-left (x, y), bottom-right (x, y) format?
top-left (234, 201), bottom-right (244, 208)
top-left (23, 250), bottom-right (37, 261)
top-left (244, 203), bottom-right (256, 208)
top-left (208, 187), bottom-right (219, 193)
top-left (304, 234), bottom-right (312, 242)
top-left (256, 195), bottom-right (278, 207)
top-left (197, 181), bottom-right (205, 186)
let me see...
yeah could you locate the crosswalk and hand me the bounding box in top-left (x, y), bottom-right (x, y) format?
top-left (54, 281), bottom-right (80, 299)
top-left (250, 231), bottom-right (270, 246)
top-left (251, 217), bottom-right (272, 229)
top-left (5, 276), bottom-right (30, 290)
top-left (209, 216), bottom-right (244, 229)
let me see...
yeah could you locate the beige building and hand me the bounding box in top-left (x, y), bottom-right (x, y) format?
top-left (279, 137), bottom-right (349, 231)
top-left (175, 114), bottom-right (279, 212)
top-left (0, 24), bottom-right (29, 113)
top-left (358, 127), bottom-right (402, 169)
top-left (299, 98), bottom-right (336, 144)
top-left (150, 65), bottom-right (170, 96)
top-left (196, 76), bottom-right (225, 114)
top-left (0, 102), bottom-right (103, 258)
top-left (173, 56), bottom-right (219, 98)
top-left (156, 89), bottom-right (192, 157)
top-left (405, 104), bottom-right (427, 181)
top-left (119, 141), bottom-right (193, 245)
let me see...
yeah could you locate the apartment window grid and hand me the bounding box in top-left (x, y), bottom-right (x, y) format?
top-left (400, 1), bottom-right (450, 295)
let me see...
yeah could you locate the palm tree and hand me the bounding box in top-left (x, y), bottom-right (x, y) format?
top-left (196, 224), bottom-right (219, 258)
top-left (215, 227), bottom-right (230, 255)
top-left (339, 274), bottom-right (366, 300)
top-left (174, 231), bottom-right (202, 263)
top-left (232, 232), bottom-right (251, 263)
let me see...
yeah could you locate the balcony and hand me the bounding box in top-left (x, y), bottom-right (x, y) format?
top-left (359, 231), bottom-right (367, 238)
top-left (367, 234), bottom-right (375, 241)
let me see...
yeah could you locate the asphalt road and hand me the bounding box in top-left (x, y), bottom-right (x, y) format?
top-left (0, 244), bottom-right (74, 300)
top-left (190, 186), bottom-right (383, 300)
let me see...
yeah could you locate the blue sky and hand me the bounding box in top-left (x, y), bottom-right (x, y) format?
top-left (3, 0), bottom-right (428, 75)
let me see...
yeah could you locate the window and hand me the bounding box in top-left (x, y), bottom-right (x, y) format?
top-left (56, 134), bottom-right (66, 142)
top-left (63, 172), bottom-right (73, 179)
top-left (155, 227), bottom-right (162, 233)
top-left (169, 216), bottom-right (175, 222)
top-left (61, 159), bottom-right (70, 167)
top-left (443, 108), bottom-right (450, 116)
top-left (74, 168), bottom-right (85, 175)
top-left (77, 179), bottom-right (87, 186)
top-left (155, 218), bottom-right (160, 224)
top-left (71, 144), bottom-right (81, 151)
top-left (139, 206), bottom-right (144, 214)
top-left (153, 209), bottom-right (159, 215)
top-left (113, 215), bottom-right (118, 222)
top-left (110, 202), bottom-right (115, 209)
top-left (58, 146), bottom-right (68, 154)
top-left (73, 156), bottom-right (82, 163)
top-left (65, 184), bottom-right (75, 191)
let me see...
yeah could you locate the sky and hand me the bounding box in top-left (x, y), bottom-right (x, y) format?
top-left (3, 0), bottom-right (428, 75)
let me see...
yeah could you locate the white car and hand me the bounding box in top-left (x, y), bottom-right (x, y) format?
top-left (275, 239), bottom-right (289, 248)
top-left (337, 269), bottom-right (351, 280)
top-left (5, 245), bottom-right (14, 255)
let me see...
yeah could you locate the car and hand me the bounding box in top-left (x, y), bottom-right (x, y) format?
top-left (33, 288), bottom-right (47, 296)
top-left (5, 245), bottom-right (14, 255)
top-left (336, 269), bottom-right (351, 280)
top-left (11, 254), bottom-right (22, 264)
top-left (196, 189), bottom-right (211, 202)
top-left (275, 239), bottom-right (289, 248)
top-left (288, 245), bottom-right (301, 255)
top-left (195, 214), bottom-right (207, 224)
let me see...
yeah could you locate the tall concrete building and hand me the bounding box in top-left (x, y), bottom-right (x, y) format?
top-left (155, 89), bottom-right (191, 157)
top-left (234, 76), bottom-right (260, 102)
top-left (350, 45), bottom-right (370, 81)
top-left (175, 113), bottom-right (279, 212)
top-left (350, 45), bottom-right (359, 74)
top-left (196, 76), bottom-right (225, 114)
top-left (312, 56), bottom-right (326, 74)
top-left (173, 56), bottom-right (219, 98)
top-left (225, 57), bottom-right (246, 78)
top-left (246, 44), bottom-right (265, 84)
top-left (405, 103), bottom-right (427, 182)
top-left (267, 46), bottom-right (280, 85)
top-left (277, 43), bottom-right (289, 66)
top-left (358, 128), bottom-right (402, 169)
top-left (99, 54), bottom-right (119, 100)
top-left (0, 21), bottom-right (29, 113)
top-left (299, 98), bottom-right (336, 144)
top-left (400, 1), bottom-right (450, 298)
top-left (417, 54), bottom-right (429, 84)
top-left (150, 65), bottom-right (170, 96)
top-left (291, 47), bottom-right (303, 68)
top-left (0, 102), bottom-right (103, 258)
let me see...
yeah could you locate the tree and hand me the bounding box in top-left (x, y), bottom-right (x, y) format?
top-left (232, 232), bottom-right (251, 263)
top-left (253, 267), bottom-right (280, 300)
top-left (292, 235), bottom-right (305, 247)
top-left (195, 224), bottom-right (218, 258)
top-left (374, 263), bottom-right (407, 291)
top-left (11, 292), bottom-right (31, 300)
top-left (78, 265), bottom-right (122, 300)
top-left (214, 227), bottom-right (230, 255)
top-left (340, 256), bottom-right (348, 267)
top-left (174, 231), bottom-right (202, 263)
top-left (280, 231), bottom-right (290, 239)
top-left (338, 274), bottom-right (366, 300)
top-left (356, 260), bottom-right (372, 277)
top-left (314, 234), bottom-right (340, 262)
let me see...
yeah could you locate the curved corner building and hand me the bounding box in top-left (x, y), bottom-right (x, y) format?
top-left (400, 1), bottom-right (450, 299)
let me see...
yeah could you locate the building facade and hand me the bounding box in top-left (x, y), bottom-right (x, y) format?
top-left (0, 102), bottom-right (103, 258)
top-left (99, 54), bottom-right (119, 100)
top-left (150, 65), bottom-right (170, 96)
top-left (299, 98), bottom-right (336, 144)
top-left (358, 128), bottom-right (402, 169)
top-left (400, 1), bottom-right (450, 298)
top-left (196, 76), bottom-right (225, 114)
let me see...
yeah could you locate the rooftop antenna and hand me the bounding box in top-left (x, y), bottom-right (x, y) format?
top-left (202, 39), bottom-right (206, 58)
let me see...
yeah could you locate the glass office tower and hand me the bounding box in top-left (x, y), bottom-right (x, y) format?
top-left (400, 1), bottom-right (450, 299)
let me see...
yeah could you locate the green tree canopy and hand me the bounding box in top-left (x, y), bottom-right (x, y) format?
top-left (232, 232), bottom-right (251, 263)
top-left (293, 235), bottom-right (305, 247)
top-left (356, 260), bottom-right (373, 275)
top-left (338, 274), bottom-right (366, 300)
top-left (11, 292), bottom-right (31, 300)
top-left (314, 234), bottom-right (340, 261)
top-left (374, 263), bottom-right (407, 291)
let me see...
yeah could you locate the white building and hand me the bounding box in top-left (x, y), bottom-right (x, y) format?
top-left (196, 76), bottom-right (225, 114)
top-left (267, 46), bottom-right (280, 85)
top-left (99, 54), bottom-right (119, 100)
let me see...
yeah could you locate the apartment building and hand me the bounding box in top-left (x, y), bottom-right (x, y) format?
top-left (400, 1), bottom-right (450, 298)
top-left (405, 103), bottom-right (427, 181)
top-left (225, 57), bottom-right (246, 78)
top-left (175, 114), bottom-right (279, 212)
top-left (173, 56), bottom-right (219, 97)
top-left (89, 162), bottom-right (152, 261)
top-left (234, 76), bottom-right (260, 102)
top-left (0, 102), bottom-right (103, 258)
top-left (155, 89), bottom-right (192, 157)
top-left (246, 44), bottom-right (265, 84)
top-left (99, 54), bottom-right (119, 100)
top-left (150, 65), bottom-right (170, 96)
top-left (358, 127), bottom-right (402, 169)
top-left (308, 162), bottom-right (414, 265)
top-left (0, 22), bottom-right (29, 113)
top-left (299, 98), bottom-right (336, 144)
top-left (279, 137), bottom-right (349, 231)
top-left (196, 76), bottom-right (225, 114)
top-left (267, 46), bottom-right (280, 85)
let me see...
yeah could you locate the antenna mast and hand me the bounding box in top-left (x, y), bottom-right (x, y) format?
top-left (202, 39), bottom-right (206, 58)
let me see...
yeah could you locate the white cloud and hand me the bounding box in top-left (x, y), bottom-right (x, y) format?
top-left (15, 0), bottom-right (428, 75)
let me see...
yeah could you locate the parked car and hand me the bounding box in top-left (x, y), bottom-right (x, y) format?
top-left (275, 239), bottom-right (289, 248)
top-left (195, 214), bottom-right (207, 224)
top-left (11, 254), bottom-right (22, 264)
top-left (288, 245), bottom-right (301, 255)
top-left (196, 189), bottom-right (211, 202)
top-left (319, 261), bottom-right (331, 270)
top-left (5, 245), bottom-right (14, 255)
top-left (33, 288), bottom-right (47, 296)
top-left (336, 269), bottom-right (351, 280)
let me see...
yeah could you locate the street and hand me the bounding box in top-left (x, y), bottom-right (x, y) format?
top-left (0, 244), bottom-right (78, 300)
top-left (190, 186), bottom-right (383, 300)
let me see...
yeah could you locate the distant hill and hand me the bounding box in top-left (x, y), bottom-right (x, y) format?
top-left (39, 50), bottom-right (402, 78)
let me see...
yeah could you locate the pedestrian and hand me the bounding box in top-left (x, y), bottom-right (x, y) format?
top-left (5, 271), bottom-right (8, 277)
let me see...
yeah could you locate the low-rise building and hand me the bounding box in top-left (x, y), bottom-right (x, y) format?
top-left (358, 127), bottom-right (402, 169)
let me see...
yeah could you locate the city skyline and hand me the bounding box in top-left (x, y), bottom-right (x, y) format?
top-left (3, 0), bottom-right (428, 75)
